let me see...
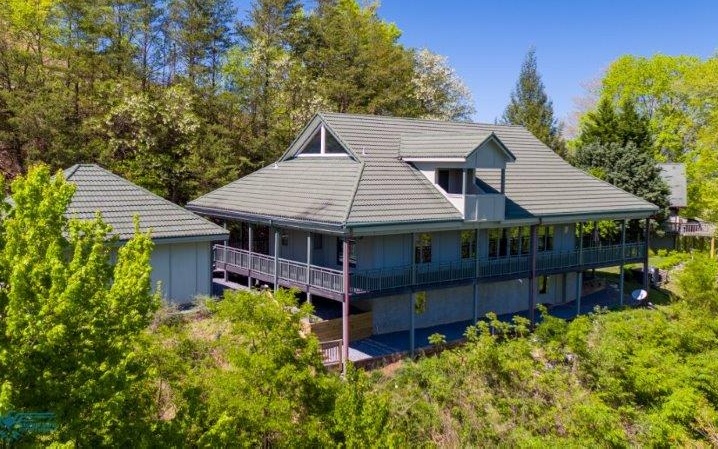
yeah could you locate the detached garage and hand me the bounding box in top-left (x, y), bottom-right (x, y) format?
top-left (64, 164), bottom-right (229, 304)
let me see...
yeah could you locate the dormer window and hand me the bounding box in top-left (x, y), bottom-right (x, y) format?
top-left (297, 124), bottom-right (349, 157)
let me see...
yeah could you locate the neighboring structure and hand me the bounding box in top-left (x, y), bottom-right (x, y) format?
top-left (65, 164), bottom-right (229, 303)
top-left (658, 163), bottom-right (715, 251)
top-left (187, 112), bottom-right (658, 369)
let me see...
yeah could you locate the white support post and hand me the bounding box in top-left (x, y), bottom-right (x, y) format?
top-left (320, 124), bottom-right (326, 154)
top-left (274, 228), bottom-right (280, 292)
top-left (341, 238), bottom-right (350, 375)
top-left (306, 232), bottom-right (312, 304)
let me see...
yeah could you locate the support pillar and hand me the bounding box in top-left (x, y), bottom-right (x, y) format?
top-left (576, 222), bottom-right (583, 316)
top-left (473, 228), bottom-right (480, 323)
top-left (409, 293), bottom-right (415, 357)
top-left (223, 221), bottom-right (228, 282)
top-left (619, 219), bottom-right (626, 306)
top-left (528, 225), bottom-right (538, 326)
top-left (306, 232), bottom-right (313, 303)
top-left (643, 218), bottom-right (650, 292)
top-left (248, 224), bottom-right (254, 288)
top-left (274, 228), bottom-right (280, 292)
top-left (341, 238), bottom-right (351, 375)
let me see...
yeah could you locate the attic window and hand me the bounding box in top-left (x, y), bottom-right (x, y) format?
top-left (297, 125), bottom-right (349, 157)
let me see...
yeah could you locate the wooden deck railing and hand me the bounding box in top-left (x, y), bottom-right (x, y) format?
top-left (320, 339), bottom-right (342, 366)
top-left (214, 242), bottom-right (646, 297)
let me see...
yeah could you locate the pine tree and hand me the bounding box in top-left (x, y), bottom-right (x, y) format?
top-left (501, 48), bottom-right (567, 157)
top-left (574, 100), bottom-right (670, 212)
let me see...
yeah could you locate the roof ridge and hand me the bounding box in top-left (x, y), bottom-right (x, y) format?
top-left (342, 161), bottom-right (365, 226)
top-left (320, 111), bottom-right (528, 129)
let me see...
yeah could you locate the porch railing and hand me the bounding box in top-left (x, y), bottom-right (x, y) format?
top-left (213, 245), bottom-right (344, 294)
top-left (320, 339), bottom-right (342, 366)
top-left (214, 242), bottom-right (646, 297)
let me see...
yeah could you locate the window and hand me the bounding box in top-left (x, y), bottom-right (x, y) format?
top-left (509, 227), bottom-right (521, 256)
top-left (298, 125), bottom-right (349, 156)
top-left (538, 226), bottom-right (554, 252)
top-left (461, 230), bottom-right (477, 259)
top-left (414, 233), bottom-right (432, 264)
top-left (539, 275), bottom-right (549, 294)
top-left (488, 229), bottom-right (501, 258)
top-left (281, 232), bottom-right (289, 246)
top-left (521, 227), bottom-right (531, 255)
top-left (312, 233), bottom-right (323, 250)
top-left (336, 238), bottom-right (356, 267)
top-left (436, 169), bottom-right (463, 194)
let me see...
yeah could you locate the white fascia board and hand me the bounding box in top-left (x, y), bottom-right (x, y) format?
top-left (401, 157), bottom-right (467, 163)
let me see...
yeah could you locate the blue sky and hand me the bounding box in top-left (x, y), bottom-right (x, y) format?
top-left (377, 1), bottom-right (717, 125)
top-left (234, 1), bottom-right (717, 125)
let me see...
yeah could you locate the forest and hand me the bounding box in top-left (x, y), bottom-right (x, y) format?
top-left (2, 0), bottom-right (718, 446)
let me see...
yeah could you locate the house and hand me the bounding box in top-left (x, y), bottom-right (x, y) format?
top-left (64, 164), bottom-right (229, 303)
top-left (186, 112), bottom-right (657, 369)
top-left (658, 163), bottom-right (715, 251)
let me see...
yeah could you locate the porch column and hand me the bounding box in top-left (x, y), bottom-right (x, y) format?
top-left (409, 293), bottom-right (416, 357)
top-left (473, 229), bottom-right (480, 323)
top-left (410, 233), bottom-right (416, 356)
top-left (248, 224), bottom-right (254, 288)
top-left (529, 224), bottom-right (538, 326)
top-left (576, 222), bottom-right (583, 316)
top-left (643, 217), bottom-right (650, 291)
top-left (462, 169), bottom-right (467, 196)
top-left (619, 219), bottom-right (626, 306)
top-left (223, 221), bottom-right (228, 282)
top-left (306, 232), bottom-right (312, 303)
top-left (274, 228), bottom-right (280, 292)
top-left (341, 238), bottom-right (351, 374)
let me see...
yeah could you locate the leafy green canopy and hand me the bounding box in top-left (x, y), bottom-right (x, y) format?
top-left (0, 164), bottom-right (160, 446)
top-left (501, 48), bottom-right (567, 157)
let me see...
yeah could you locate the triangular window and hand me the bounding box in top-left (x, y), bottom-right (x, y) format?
top-left (297, 125), bottom-right (349, 157)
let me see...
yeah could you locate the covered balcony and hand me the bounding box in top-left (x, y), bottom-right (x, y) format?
top-left (213, 241), bottom-right (647, 300)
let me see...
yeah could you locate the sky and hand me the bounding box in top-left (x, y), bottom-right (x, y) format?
top-left (234, 1), bottom-right (718, 126)
top-left (375, 1), bottom-right (718, 125)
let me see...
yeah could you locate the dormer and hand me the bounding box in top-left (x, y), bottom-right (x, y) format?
top-left (400, 132), bottom-right (515, 221)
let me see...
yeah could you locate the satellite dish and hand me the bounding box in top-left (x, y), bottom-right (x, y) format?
top-left (631, 289), bottom-right (648, 301)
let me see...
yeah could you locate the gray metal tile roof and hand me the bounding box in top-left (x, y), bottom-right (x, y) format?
top-left (321, 112), bottom-right (658, 219)
top-left (189, 112), bottom-right (657, 229)
top-left (188, 158), bottom-right (365, 225)
top-left (400, 132), bottom-right (492, 158)
top-left (64, 164), bottom-right (228, 241)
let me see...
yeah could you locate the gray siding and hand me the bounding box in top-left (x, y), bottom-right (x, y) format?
top-left (151, 242), bottom-right (212, 304)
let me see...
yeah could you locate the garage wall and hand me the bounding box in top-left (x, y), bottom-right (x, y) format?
top-left (151, 241), bottom-right (212, 304)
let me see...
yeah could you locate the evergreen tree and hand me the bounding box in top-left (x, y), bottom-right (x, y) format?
top-left (575, 100), bottom-right (670, 212)
top-left (501, 48), bottom-right (567, 157)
